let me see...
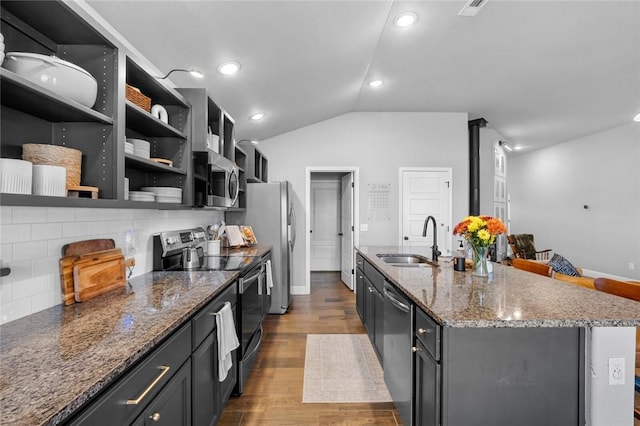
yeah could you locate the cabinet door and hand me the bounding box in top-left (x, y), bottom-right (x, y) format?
top-left (363, 276), bottom-right (375, 342)
top-left (372, 287), bottom-right (384, 361)
top-left (414, 340), bottom-right (440, 426)
top-left (192, 334), bottom-right (218, 426)
top-left (140, 359), bottom-right (191, 426)
top-left (355, 267), bottom-right (365, 323)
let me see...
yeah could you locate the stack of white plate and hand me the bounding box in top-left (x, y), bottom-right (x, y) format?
top-left (32, 165), bottom-right (66, 196)
top-left (128, 190), bottom-right (155, 202)
top-left (124, 177), bottom-right (129, 200)
top-left (124, 141), bottom-right (134, 155)
top-left (0, 158), bottom-right (32, 194)
top-left (127, 138), bottom-right (150, 159)
top-left (141, 186), bottom-right (182, 203)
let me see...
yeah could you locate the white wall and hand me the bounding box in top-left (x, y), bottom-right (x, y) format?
top-left (508, 123), bottom-right (640, 279)
top-left (0, 206), bottom-right (224, 324)
top-left (258, 111), bottom-right (469, 293)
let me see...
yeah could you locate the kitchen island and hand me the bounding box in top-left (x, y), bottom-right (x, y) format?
top-left (0, 269), bottom-right (238, 425)
top-left (357, 246), bottom-right (640, 425)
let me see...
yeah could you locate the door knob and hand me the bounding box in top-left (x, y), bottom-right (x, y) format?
top-left (310, 230), bottom-right (313, 233)
top-left (404, 236), bottom-right (409, 240)
top-left (338, 232), bottom-right (343, 236)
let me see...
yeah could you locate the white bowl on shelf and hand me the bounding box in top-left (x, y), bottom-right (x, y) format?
top-left (133, 148), bottom-right (150, 159)
top-left (32, 165), bottom-right (66, 197)
top-left (3, 52), bottom-right (97, 108)
top-left (0, 158), bottom-right (32, 194)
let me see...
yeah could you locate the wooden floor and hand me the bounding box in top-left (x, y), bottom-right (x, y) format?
top-left (219, 272), bottom-right (402, 425)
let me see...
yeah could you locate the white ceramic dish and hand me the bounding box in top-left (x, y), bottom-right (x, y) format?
top-left (126, 138), bottom-right (150, 151)
top-left (155, 196), bottom-right (182, 203)
top-left (140, 186), bottom-right (182, 197)
top-left (32, 165), bottom-right (66, 197)
top-left (133, 149), bottom-right (150, 159)
top-left (3, 52), bottom-right (97, 108)
top-left (0, 158), bottom-right (32, 194)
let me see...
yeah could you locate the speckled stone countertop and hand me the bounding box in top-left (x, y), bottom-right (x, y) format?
top-left (358, 246), bottom-right (640, 328)
top-left (0, 270), bottom-right (238, 426)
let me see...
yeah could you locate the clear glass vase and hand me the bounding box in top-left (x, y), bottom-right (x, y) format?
top-left (471, 244), bottom-right (489, 277)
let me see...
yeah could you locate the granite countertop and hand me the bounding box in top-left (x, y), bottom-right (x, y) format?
top-left (0, 270), bottom-right (238, 426)
top-left (357, 246), bottom-right (640, 328)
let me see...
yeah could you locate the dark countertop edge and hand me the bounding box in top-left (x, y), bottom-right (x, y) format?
top-left (44, 272), bottom-right (240, 426)
top-left (356, 248), bottom-right (640, 329)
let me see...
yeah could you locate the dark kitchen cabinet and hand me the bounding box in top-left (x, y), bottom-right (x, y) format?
top-left (0, 1), bottom-right (118, 206)
top-left (413, 339), bottom-right (440, 426)
top-left (237, 140), bottom-right (268, 183)
top-left (133, 359), bottom-right (192, 426)
top-left (359, 257), bottom-right (384, 362)
top-left (124, 58), bottom-right (191, 207)
top-left (0, 0), bottom-right (200, 210)
top-left (68, 324), bottom-right (192, 426)
top-left (413, 308), bottom-right (441, 426)
top-left (355, 254), bottom-right (365, 323)
top-left (68, 281), bottom-right (240, 426)
top-left (191, 282), bottom-right (238, 426)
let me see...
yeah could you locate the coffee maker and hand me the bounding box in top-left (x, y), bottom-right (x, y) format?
top-left (152, 228), bottom-right (207, 271)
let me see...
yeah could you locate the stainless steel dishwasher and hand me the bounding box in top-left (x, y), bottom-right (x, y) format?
top-left (383, 281), bottom-right (413, 426)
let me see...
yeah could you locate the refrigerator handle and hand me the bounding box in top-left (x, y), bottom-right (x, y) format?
top-left (289, 203), bottom-right (296, 249)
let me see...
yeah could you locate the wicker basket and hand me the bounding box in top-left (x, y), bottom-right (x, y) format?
top-left (125, 84), bottom-right (151, 112)
top-left (22, 144), bottom-right (82, 188)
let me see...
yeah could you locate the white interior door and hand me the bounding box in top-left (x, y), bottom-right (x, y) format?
top-left (340, 173), bottom-right (354, 290)
top-left (310, 180), bottom-right (341, 271)
top-left (400, 169), bottom-right (452, 257)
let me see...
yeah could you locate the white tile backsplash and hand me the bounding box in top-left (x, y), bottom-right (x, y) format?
top-left (12, 207), bottom-right (47, 224)
top-left (0, 206), bottom-right (224, 324)
top-left (31, 223), bottom-right (63, 241)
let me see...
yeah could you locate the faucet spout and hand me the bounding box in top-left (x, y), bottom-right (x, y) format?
top-left (422, 215), bottom-right (441, 262)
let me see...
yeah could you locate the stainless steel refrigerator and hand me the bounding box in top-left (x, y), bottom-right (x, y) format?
top-left (228, 181), bottom-right (295, 314)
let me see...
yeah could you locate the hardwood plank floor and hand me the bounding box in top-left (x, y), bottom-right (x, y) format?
top-left (220, 272), bottom-right (402, 425)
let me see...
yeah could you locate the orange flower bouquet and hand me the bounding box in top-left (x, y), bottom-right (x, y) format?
top-left (453, 215), bottom-right (507, 276)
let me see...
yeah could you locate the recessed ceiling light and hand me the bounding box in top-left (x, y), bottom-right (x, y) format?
top-left (250, 113), bottom-right (265, 121)
top-left (634, 113), bottom-right (640, 122)
top-left (395, 12), bottom-right (417, 28)
top-left (368, 80), bottom-right (383, 88)
top-left (217, 61), bottom-right (240, 75)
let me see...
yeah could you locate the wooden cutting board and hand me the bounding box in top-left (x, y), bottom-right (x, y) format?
top-left (73, 255), bottom-right (126, 302)
top-left (59, 248), bottom-right (122, 305)
top-left (62, 239), bottom-right (115, 257)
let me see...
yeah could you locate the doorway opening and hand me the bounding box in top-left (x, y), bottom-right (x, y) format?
top-left (305, 167), bottom-right (359, 294)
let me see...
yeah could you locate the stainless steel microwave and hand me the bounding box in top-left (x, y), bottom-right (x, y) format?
top-left (193, 150), bottom-right (239, 208)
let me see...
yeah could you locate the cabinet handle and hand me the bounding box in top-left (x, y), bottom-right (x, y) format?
top-left (126, 365), bottom-right (170, 405)
top-left (368, 287), bottom-right (374, 293)
top-left (150, 413), bottom-right (161, 422)
top-left (417, 327), bottom-right (431, 334)
top-left (412, 346), bottom-right (420, 352)
top-left (359, 275), bottom-right (363, 279)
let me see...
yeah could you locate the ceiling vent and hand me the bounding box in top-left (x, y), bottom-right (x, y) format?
top-left (458, 0), bottom-right (488, 17)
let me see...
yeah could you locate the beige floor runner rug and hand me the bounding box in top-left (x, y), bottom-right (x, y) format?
top-left (302, 334), bottom-right (392, 403)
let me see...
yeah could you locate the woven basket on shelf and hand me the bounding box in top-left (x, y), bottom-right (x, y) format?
top-left (125, 84), bottom-right (151, 112)
top-left (22, 143), bottom-right (82, 189)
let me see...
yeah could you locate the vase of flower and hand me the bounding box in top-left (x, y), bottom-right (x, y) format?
top-left (453, 215), bottom-right (507, 278)
top-left (470, 244), bottom-right (489, 277)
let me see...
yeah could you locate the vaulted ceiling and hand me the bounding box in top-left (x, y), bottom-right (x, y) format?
top-left (87, 0), bottom-right (640, 153)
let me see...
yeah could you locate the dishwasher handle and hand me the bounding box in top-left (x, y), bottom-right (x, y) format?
top-left (384, 285), bottom-right (410, 313)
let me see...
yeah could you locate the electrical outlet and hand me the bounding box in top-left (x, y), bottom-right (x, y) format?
top-left (608, 357), bottom-right (625, 385)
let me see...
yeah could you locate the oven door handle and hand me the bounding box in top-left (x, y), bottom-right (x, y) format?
top-left (240, 270), bottom-right (261, 293)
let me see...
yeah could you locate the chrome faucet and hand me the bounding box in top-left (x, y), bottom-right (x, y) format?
top-left (422, 215), bottom-right (441, 262)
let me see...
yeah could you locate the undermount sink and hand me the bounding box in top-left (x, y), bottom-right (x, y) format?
top-left (377, 253), bottom-right (439, 268)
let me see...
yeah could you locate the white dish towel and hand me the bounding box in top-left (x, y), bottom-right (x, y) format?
top-left (215, 301), bottom-right (240, 382)
top-left (265, 260), bottom-right (274, 295)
